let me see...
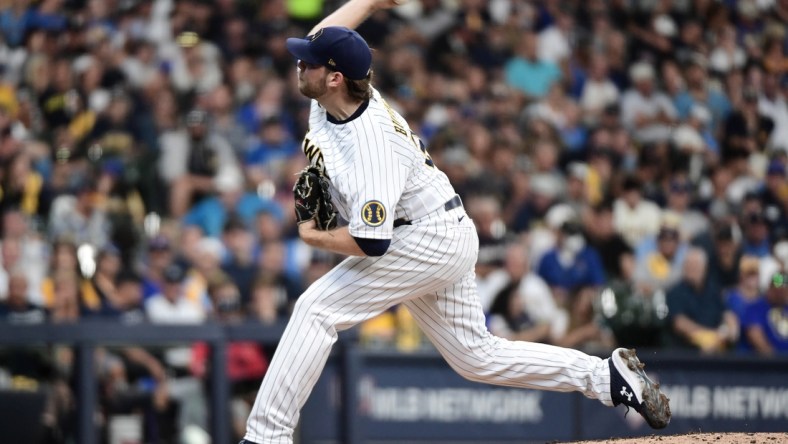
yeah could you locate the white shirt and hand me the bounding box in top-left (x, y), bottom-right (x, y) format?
top-left (620, 89), bottom-right (677, 143)
top-left (581, 79), bottom-right (620, 113)
top-left (305, 87), bottom-right (457, 240)
top-left (477, 269), bottom-right (568, 339)
top-left (613, 198), bottom-right (662, 248)
top-left (538, 26), bottom-right (571, 63)
top-left (759, 93), bottom-right (788, 152)
top-left (145, 294), bottom-right (206, 324)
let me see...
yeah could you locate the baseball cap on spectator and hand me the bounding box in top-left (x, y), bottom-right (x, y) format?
top-left (177, 31), bottom-right (200, 48)
top-left (658, 211), bottom-right (681, 238)
top-left (148, 236), bottom-right (170, 251)
top-left (163, 263), bottom-right (186, 283)
top-left (629, 62), bottom-right (655, 82)
top-left (99, 243), bottom-right (121, 257)
top-left (286, 26), bottom-right (372, 80)
top-left (669, 178), bottom-right (693, 194)
top-left (767, 160), bottom-right (786, 177)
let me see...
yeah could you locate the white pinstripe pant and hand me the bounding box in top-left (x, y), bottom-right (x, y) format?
top-left (244, 209), bottom-right (613, 443)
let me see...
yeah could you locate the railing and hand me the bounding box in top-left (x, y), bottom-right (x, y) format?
top-left (2, 323), bottom-right (787, 443)
top-left (0, 322), bottom-right (291, 444)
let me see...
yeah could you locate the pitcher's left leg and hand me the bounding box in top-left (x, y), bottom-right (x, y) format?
top-left (404, 271), bottom-right (614, 405)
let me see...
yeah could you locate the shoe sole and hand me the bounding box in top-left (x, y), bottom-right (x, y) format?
top-left (619, 348), bottom-right (672, 429)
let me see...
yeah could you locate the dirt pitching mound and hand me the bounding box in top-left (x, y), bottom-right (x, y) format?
top-left (567, 432), bottom-right (786, 443)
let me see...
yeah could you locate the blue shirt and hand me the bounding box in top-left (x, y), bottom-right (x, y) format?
top-left (742, 239), bottom-right (771, 258)
top-left (244, 139), bottom-right (300, 167)
top-left (725, 288), bottom-right (759, 351)
top-left (504, 57), bottom-right (561, 98)
top-left (673, 89), bottom-right (732, 131)
top-left (742, 297), bottom-right (788, 353)
top-left (182, 193), bottom-right (283, 237)
top-left (537, 246), bottom-right (606, 291)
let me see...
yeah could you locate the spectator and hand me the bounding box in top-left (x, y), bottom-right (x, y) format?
top-left (0, 151), bottom-right (46, 218)
top-left (673, 56), bottom-right (731, 132)
top-left (613, 175), bottom-right (661, 248)
top-left (244, 116), bottom-right (301, 188)
top-left (741, 272), bottom-right (788, 355)
top-left (145, 263), bottom-right (205, 324)
top-left (47, 270), bottom-right (81, 324)
top-left (538, 7), bottom-right (574, 64)
top-left (584, 200), bottom-right (634, 283)
top-left (207, 83), bottom-right (249, 157)
top-left (168, 31), bottom-right (223, 95)
top-left (221, 217), bottom-right (257, 303)
top-left (760, 160), bottom-right (788, 234)
top-left (504, 32), bottom-right (561, 99)
top-left (722, 87), bottom-right (774, 163)
top-left (140, 236), bottom-right (175, 301)
top-left (181, 171), bottom-right (282, 238)
top-left (82, 244), bottom-right (122, 315)
top-left (579, 52), bottom-right (620, 125)
top-left (725, 256), bottom-right (763, 350)
top-left (159, 108), bottom-right (242, 218)
top-left (99, 272), bottom-right (146, 324)
top-left (671, 105), bottom-right (719, 177)
top-left (695, 223), bottom-right (743, 292)
top-left (0, 237), bottom-right (22, 300)
top-left (48, 180), bottom-right (111, 249)
top-left (663, 175), bottom-right (709, 241)
top-left (2, 210), bottom-right (48, 302)
top-left (665, 248), bottom-right (736, 353)
top-left (249, 274), bottom-right (289, 325)
top-left (740, 210), bottom-right (771, 258)
top-left (634, 212), bottom-right (689, 295)
top-left (484, 242), bottom-right (568, 343)
top-left (0, 272), bottom-right (46, 324)
top-left (537, 219), bottom-right (605, 306)
top-left (758, 73), bottom-right (788, 152)
top-left (709, 25), bottom-right (746, 74)
top-left (620, 61), bottom-right (677, 144)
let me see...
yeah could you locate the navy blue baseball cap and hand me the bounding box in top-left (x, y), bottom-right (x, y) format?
top-left (286, 26), bottom-right (372, 80)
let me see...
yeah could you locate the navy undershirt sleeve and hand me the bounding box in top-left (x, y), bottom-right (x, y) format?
top-left (353, 237), bottom-right (391, 257)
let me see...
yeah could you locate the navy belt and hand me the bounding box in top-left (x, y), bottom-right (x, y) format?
top-left (393, 195), bottom-right (463, 228)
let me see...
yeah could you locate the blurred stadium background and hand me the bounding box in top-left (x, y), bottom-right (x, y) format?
top-left (0, 0), bottom-right (787, 443)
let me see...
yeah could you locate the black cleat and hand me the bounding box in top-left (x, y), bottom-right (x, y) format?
top-left (609, 348), bottom-right (671, 429)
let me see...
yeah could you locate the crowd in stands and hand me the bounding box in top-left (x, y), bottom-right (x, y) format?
top-left (0, 0), bottom-right (787, 441)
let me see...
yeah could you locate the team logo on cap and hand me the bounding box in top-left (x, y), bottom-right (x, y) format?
top-left (362, 200), bottom-right (386, 227)
top-left (310, 28), bottom-right (324, 41)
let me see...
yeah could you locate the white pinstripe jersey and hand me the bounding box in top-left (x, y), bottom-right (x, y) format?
top-left (301, 87), bottom-right (457, 240)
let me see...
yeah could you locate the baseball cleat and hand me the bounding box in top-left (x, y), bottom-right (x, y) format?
top-left (609, 348), bottom-right (671, 429)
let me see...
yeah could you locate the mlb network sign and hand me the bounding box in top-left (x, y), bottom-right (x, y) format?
top-left (300, 352), bottom-right (788, 443)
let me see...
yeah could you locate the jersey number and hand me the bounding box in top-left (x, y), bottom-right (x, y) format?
top-left (411, 133), bottom-right (434, 168)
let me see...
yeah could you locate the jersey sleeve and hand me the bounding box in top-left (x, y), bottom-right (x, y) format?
top-left (345, 123), bottom-right (409, 240)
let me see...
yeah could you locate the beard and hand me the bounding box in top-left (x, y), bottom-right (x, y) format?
top-left (298, 76), bottom-right (328, 99)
